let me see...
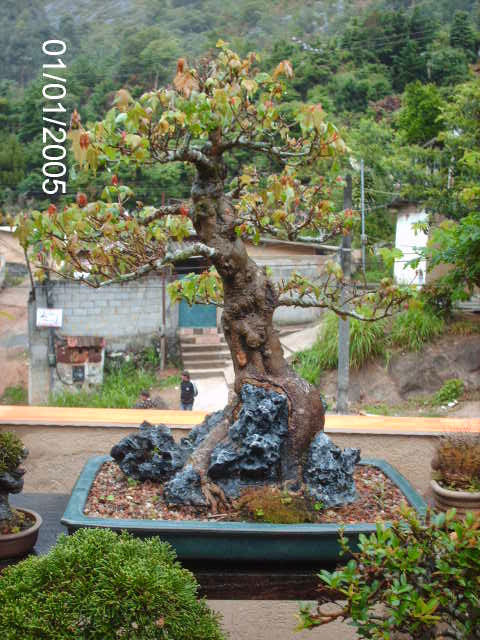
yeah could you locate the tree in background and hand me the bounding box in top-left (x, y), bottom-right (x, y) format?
top-left (397, 82), bottom-right (443, 145)
top-left (415, 80), bottom-right (480, 300)
top-left (450, 11), bottom-right (478, 61)
top-left (17, 45), bottom-right (408, 507)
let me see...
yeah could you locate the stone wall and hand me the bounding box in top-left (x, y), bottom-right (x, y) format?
top-left (28, 274), bottom-right (178, 404)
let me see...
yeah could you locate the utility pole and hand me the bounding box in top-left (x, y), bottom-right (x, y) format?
top-left (337, 175), bottom-right (352, 414)
top-left (360, 158), bottom-right (366, 276)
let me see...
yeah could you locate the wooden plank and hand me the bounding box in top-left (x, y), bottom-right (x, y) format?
top-left (0, 405), bottom-right (207, 428)
top-left (0, 405), bottom-right (479, 435)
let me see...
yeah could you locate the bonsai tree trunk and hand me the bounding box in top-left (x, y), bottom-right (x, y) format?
top-left (187, 165), bottom-right (325, 498)
top-left (0, 492), bottom-right (14, 527)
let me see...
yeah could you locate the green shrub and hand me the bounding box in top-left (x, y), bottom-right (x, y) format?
top-left (293, 311), bottom-right (386, 383)
top-left (390, 305), bottom-right (444, 351)
top-left (420, 282), bottom-right (454, 317)
top-left (299, 508), bottom-right (480, 639)
top-left (432, 378), bottom-right (465, 405)
top-left (0, 528), bottom-right (225, 640)
top-left (0, 431), bottom-right (24, 473)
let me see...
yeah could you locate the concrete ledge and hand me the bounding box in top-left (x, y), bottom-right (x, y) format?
top-left (0, 254), bottom-right (5, 289)
top-left (1, 405), bottom-right (479, 435)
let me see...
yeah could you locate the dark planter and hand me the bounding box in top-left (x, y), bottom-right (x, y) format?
top-left (62, 456), bottom-right (426, 567)
top-left (431, 479), bottom-right (480, 517)
top-left (0, 508), bottom-right (42, 560)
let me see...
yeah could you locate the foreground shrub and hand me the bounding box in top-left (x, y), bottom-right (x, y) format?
top-left (0, 528), bottom-right (225, 640)
top-left (298, 507), bottom-right (480, 639)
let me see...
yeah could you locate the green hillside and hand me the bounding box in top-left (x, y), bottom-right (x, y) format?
top-left (1, 0), bottom-right (479, 250)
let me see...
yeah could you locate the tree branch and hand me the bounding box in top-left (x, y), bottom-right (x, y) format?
top-left (139, 203), bottom-right (189, 225)
top-left (40, 243), bottom-right (216, 288)
top-left (219, 136), bottom-right (314, 159)
top-left (277, 294), bottom-right (403, 321)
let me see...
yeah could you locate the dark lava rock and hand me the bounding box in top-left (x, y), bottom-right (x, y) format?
top-left (110, 421), bottom-right (187, 482)
top-left (163, 465), bottom-right (206, 507)
top-left (304, 433), bottom-right (360, 507)
top-left (207, 384), bottom-right (288, 494)
top-left (111, 386), bottom-right (360, 510)
top-left (181, 410), bottom-right (225, 452)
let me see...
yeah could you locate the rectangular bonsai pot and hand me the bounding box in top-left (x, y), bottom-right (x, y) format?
top-left (61, 455), bottom-right (426, 566)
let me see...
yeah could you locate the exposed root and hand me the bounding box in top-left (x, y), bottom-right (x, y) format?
top-left (198, 472), bottom-right (230, 514)
top-left (186, 405), bottom-right (234, 513)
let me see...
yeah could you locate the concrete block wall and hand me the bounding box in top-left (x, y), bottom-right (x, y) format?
top-left (256, 256), bottom-right (329, 325)
top-left (28, 274), bottom-right (178, 404)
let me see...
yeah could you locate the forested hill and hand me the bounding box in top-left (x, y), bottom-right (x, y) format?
top-left (3, 0), bottom-right (478, 86)
top-left (1, 0), bottom-right (479, 247)
top-left (3, 0), bottom-right (354, 85)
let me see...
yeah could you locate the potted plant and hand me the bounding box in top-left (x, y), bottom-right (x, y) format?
top-left (431, 433), bottom-right (480, 516)
top-left (0, 528), bottom-right (225, 639)
top-left (0, 432), bottom-right (42, 559)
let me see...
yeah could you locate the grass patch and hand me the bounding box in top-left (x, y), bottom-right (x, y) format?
top-left (0, 385), bottom-right (28, 405)
top-left (447, 318), bottom-right (480, 336)
top-left (50, 361), bottom-right (158, 408)
top-left (390, 305), bottom-right (444, 351)
top-left (155, 373), bottom-right (181, 390)
top-left (293, 311), bottom-right (386, 384)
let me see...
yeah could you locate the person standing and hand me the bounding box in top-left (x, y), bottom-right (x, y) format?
top-left (180, 371), bottom-right (197, 410)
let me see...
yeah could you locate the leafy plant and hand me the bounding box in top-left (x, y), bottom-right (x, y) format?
top-left (0, 385), bottom-right (27, 405)
top-left (431, 433), bottom-right (480, 491)
top-left (432, 378), bottom-right (464, 405)
top-left (298, 507), bottom-right (480, 639)
top-left (390, 303), bottom-right (444, 351)
top-left (0, 431), bottom-right (24, 474)
top-left (0, 528), bottom-right (225, 640)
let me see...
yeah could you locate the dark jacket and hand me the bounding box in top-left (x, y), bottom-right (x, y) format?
top-left (181, 380), bottom-right (195, 404)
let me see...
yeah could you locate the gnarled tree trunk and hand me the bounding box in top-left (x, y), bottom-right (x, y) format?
top-left (189, 165), bottom-right (325, 494)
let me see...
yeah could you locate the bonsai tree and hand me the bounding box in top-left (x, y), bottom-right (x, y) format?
top-left (298, 507), bottom-right (480, 639)
top-left (0, 432), bottom-right (27, 533)
top-left (0, 528), bottom-right (225, 639)
top-left (17, 44), bottom-right (407, 508)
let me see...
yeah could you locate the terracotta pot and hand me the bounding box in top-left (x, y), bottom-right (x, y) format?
top-left (431, 479), bottom-right (480, 517)
top-left (0, 508), bottom-right (42, 560)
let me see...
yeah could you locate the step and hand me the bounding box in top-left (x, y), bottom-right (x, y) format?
top-left (182, 357), bottom-right (229, 368)
top-left (182, 353), bottom-right (230, 365)
top-left (180, 335), bottom-right (227, 346)
top-left (181, 344), bottom-right (230, 355)
top-left (186, 367), bottom-right (227, 379)
top-left (181, 348), bottom-right (230, 360)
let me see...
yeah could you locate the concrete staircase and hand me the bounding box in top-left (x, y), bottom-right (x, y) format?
top-left (179, 329), bottom-right (230, 378)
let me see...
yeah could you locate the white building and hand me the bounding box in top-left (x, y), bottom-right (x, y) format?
top-left (391, 201), bottom-right (429, 286)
